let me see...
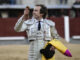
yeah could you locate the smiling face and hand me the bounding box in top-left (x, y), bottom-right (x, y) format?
top-left (33, 6), bottom-right (43, 20)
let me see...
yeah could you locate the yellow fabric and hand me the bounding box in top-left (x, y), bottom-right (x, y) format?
top-left (42, 54), bottom-right (55, 60)
top-left (41, 40), bottom-right (55, 60)
top-left (42, 39), bottom-right (68, 60)
top-left (49, 39), bottom-right (67, 54)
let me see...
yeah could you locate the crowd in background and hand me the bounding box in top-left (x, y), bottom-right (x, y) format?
top-left (0, 0), bottom-right (80, 5)
top-left (73, 0), bottom-right (80, 5)
top-left (0, 0), bottom-right (80, 18)
top-left (0, 0), bottom-right (16, 5)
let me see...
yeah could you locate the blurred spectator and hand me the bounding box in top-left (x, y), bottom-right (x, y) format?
top-left (59, 0), bottom-right (68, 4)
top-left (73, 0), bottom-right (80, 5)
top-left (10, 0), bottom-right (16, 5)
top-left (0, 0), bottom-right (10, 5)
top-left (0, 0), bottom-right (16, 5)
top-left (71, 0), bottom-right (80, 18)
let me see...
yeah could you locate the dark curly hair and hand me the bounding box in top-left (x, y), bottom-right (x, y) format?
top-left (36, 4), bottom-right (48, 19)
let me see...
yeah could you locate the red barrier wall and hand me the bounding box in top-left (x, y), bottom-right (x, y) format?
top-left (70, 17), bottom-right (80, 37)
top-left (49, 17), bottom-right (64, 38)
top-left (0, 17), bottom-right (80, 38)
top-left (0, 18), bottom-right (26, 37)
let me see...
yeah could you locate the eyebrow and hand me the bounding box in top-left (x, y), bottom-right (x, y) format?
top-left (33, 9), bottom-right (38, 11)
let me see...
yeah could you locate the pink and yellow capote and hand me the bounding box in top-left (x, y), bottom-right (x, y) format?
top-left (42, 39), bottom-right (72, 60)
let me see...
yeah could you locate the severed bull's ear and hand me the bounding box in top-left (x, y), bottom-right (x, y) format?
top-left (40, 44), bottom-right (55, 59)
top-left (40, 49), bottom-right (45, 54)
top-left (45, 44), bottom-right (52, 49)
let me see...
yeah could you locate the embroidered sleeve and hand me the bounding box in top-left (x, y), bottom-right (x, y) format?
top-left (14, 15), bottom-right (27, 32)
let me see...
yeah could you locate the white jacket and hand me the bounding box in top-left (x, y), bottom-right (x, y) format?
top-left (14, 16), bottom-right (61, 41)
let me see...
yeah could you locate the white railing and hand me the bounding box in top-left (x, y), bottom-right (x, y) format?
top-left (0, 36), bottom-right (26, 40)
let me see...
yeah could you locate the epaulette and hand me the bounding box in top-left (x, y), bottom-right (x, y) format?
top-left (44, 19), bottom-right (55, 26)
top-left (24, 19), bottom-right (34, 24)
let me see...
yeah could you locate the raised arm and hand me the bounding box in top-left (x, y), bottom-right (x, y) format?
top-left (14, 6), bottom-right (30, 32)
